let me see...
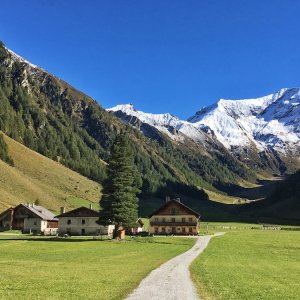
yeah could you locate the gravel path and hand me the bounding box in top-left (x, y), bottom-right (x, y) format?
top-left (126, 233), bottom-right (224, 300)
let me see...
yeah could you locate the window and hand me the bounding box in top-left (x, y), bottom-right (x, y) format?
top-left (33, 221), bottom-right (37, 226)
top-left (182, 217), bottom-right (186, 222)
top-left (81, 228), bottom-right (85, 235)
top-left (154, 227), bottom-right (158, 233)
top-left (171, 218), bottom-right (175, 222)
top-left (67, 219), bottom-right (71, 225)
top-left (162, 217), bottom-right (165, 222)
top-left (189, 217), bottom-right (193, 222)
top-left (171, 208), bottom-right (176, 215)
top-left (189, 227), bottom-right (193, 233)
top-left (81, 219), bottom-right (86, 225)
top-left (155, 217), bottom-right (158, 222)
top-left (182, 228), bottom-right (186, 233)
top-left (162, 227), bottom-right (165, 232)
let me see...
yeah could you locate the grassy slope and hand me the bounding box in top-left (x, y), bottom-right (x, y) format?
top-left (191, 231), bottom-right (300, 300)
top-left (237, 172), bottom-right (300, 225)
top-left (0, 133), bottom-right (100, 212)
top-left (0, 236), bottom-right (195, 300)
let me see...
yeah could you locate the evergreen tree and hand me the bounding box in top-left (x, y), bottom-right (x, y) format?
top-left (99, 133), bottom-right (141, 230)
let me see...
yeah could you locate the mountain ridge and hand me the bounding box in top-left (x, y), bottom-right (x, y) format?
top-left (109, 88), bottom-right (300, 174)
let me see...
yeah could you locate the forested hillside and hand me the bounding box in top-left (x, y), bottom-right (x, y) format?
top-left (0, 42), bottom-right (254, 201)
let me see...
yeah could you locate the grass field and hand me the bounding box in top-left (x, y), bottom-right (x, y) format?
top-left (0, 133), bottom-right (101, 212)
top-left (0, 236), bottom-right (195, 300)
top-left (190, 231), bottom-right (300, 300)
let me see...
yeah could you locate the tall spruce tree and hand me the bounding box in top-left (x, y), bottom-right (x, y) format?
top-left (99, 133), bottom-right (141, 230)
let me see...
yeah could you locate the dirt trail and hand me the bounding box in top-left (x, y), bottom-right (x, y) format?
top-left (126, 233), bottom-right (224, 300)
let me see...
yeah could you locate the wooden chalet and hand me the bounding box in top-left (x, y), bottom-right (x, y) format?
top-left (0, 204), bottom-right (58, 235)
top-left (149, 198), bottom-right (200, 235)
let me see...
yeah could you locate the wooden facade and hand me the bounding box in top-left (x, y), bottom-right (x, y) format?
top-left (0, 208), bottom-right (14, 231)
top-left (0, 204), bottom-right (58, 234)
top-left (149, 199), bottom-right (200, 235)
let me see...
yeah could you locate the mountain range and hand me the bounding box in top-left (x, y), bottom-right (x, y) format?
top-left (109, 88), bottom-right (300, 175)
top-left (0, 41), bottom-right (299, 224)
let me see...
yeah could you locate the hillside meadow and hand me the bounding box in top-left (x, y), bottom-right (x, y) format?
top-left (190, 230), bottom-right (300, 300)
top-left (0, 236), bottom-right (195, 300)
top-left (0, 133), bottom-right (100, 212)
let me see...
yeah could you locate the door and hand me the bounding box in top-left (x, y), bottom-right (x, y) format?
top-left (81, 228), bottom-right (85, 235)
top-left (172, 227), bottom-right (176, 234)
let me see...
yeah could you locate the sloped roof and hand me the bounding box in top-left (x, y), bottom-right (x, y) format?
top-left (20, 204), bottom-right (58, 221)
top-left (56, 206), bottom-right (99, 218)
top-left (137, 218), bottom-right (144, 226)
top-left (0, 207), bottom-right (13, 219)
top-left (148, 199), bottom-right (200, 218)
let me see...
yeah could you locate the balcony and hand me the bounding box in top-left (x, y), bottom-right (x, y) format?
top-left (150, 221), bottom-right (198, 226)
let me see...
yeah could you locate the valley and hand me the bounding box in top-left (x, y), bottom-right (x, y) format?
top-left (0, 42), bottom-right (299, 225)
top-left (1, 3), bottom-right (300, 300)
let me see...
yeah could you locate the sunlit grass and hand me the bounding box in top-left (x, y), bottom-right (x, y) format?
top-left (0, 236), bottom-right (195, 300)
top-left (191, 231), bottom-right (300, 299)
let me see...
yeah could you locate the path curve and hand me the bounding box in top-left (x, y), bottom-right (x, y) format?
top-left (126, 233), bottom-right (224, 300)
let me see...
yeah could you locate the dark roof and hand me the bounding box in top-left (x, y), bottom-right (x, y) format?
top-left (148, 200), bottom-right (200, 218)
top-left (56, 207), bottom-right (99, 218)
top-left (137, 218), bottom-right (144, 226)
top-left (13, 204), bottom-right (58, 221)
top-left (0, 207), bottom-right (13, 219)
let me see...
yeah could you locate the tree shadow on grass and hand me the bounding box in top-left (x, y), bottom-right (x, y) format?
top-left (0, 237), bottom-right (112, 242)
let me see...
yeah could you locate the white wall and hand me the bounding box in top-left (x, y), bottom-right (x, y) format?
top-left (58, 217), bottom-right (115, 236)
top-left (23, 218), bottom-right (58, 235)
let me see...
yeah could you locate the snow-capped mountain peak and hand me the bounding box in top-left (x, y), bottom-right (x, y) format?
top-left (108, 104), bottom-right (214, 144)
top-left (108, 104), bottom-right (180, 127)
top-left (108, 88), bottom-right (300, 166)
top-left (6, 48), bottom-right (39, 70)
top-left (188, 88), bottom-right (300, 152)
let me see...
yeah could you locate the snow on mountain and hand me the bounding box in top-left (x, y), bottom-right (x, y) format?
top-left (109, 88), bottom-right (300, 158)
top-left (6, 48), bottom-right (39, 70)
top-left (188, 88), bottom-right (300, 154)
top-left (108, 104), bottom-right (211, 144)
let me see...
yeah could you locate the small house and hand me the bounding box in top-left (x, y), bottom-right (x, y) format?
top-left (0, 204), bottom-right (58, 235)
top-left (56, 206), bottom-right (115, 236)
top-left (128, 218), bottom-right (145, 235)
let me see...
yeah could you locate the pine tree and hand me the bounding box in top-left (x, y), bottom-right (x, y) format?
top-left (99, 133), bottom-right (141, 231)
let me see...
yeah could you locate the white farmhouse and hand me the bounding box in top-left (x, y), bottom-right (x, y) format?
top-left (56, 206), bottom-right (115, 236)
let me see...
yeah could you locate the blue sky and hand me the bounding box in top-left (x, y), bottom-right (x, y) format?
top-left (1, 0), bottom-right (300, 119)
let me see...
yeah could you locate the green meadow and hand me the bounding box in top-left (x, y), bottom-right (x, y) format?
top-left (190, 230), bottom-right (300, 300)
top-left (0, 236), bottom-right (195, 300)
